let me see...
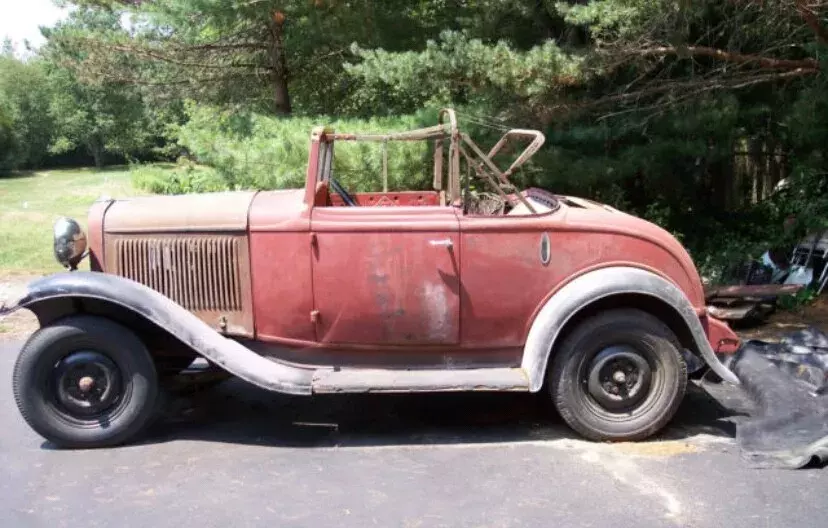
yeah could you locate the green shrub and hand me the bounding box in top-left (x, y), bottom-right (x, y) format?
top-left (130, 161), bottom-right (227, 195)
top-left (777, 286), bottom-right (818, 312)
top-left (168, 103), bottom-right (439, 194)
top-left (0, 105), bottom-right (15, 172)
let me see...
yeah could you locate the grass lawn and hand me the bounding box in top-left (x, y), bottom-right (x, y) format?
top-left (0, 166), bottom-right (149, 275)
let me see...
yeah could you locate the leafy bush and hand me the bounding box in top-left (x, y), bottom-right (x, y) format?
top-left (130, 161), bottom-right (227, 195)
top-left (777, 286), bottom-right (818, 312)
top-left (167, 103), bottom-right (440, 194)
top-left (0, 105), bottom-right (15, 171)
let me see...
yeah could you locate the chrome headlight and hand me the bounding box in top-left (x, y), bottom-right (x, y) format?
top-left (53, 217), bottom-right (88, 270)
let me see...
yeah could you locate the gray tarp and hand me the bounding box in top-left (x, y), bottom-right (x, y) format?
top-left (731, 328), bottom-right (828, 468)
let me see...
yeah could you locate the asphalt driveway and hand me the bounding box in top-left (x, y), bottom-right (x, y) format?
top-left (1, 340), bottom-right (826, 528)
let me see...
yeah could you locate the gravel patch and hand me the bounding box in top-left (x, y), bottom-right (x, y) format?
top-left (0, 275), bottom-right (40, 341)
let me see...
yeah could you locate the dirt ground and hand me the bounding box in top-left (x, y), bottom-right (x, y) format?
top-left (0, 275), bottom-right (39, 340)
top-left (2, 273), bottom-right (828, 343)
top-left (734, 295), bottom-right (828, 341)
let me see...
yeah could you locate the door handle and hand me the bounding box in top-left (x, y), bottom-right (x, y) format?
top-left (429, 239), bottom-right (453, 248)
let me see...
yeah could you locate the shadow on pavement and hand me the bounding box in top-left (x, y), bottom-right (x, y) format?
top-left (55, 377), bottom-right (750, 451)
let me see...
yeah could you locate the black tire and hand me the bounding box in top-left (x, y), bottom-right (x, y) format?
top-left (12, 315), bottom-right (159, 448)
top-left (548, 309), bottom-right (687, 442)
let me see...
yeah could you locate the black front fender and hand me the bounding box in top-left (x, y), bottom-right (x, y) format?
top-left (13, 272), bottom-right (314, 395)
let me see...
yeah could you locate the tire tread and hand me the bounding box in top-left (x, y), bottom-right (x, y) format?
top-left (549, 308), bottom-right (688, 442)
top-left (12, 315), bottom-right (159, 448)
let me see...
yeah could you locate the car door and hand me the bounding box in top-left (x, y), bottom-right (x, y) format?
top-left (457, 210), bottom-right (563, 350)
top-left (310, 205), bottom-right (461, 346)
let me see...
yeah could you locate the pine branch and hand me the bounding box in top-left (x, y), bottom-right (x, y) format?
top-left (613, 68), bottom-right (813, 105)
top-left (631, 45), bottom-right (819, 71)
top-left (178, 42), bottom-right (269, 52)
top-left (97, 72), bottom-right (267, 86)
top-left (540, 67), bottom-right (816, 122)
top-left (796, 0), bottom-right (828, 44)
top-left (106, 43), bottom-right (269, 70)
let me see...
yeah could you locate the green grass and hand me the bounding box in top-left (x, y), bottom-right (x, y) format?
top-left (0, 166), bottom-right (148, 275)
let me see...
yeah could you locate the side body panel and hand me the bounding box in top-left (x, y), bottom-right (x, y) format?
top-left (459, 223), bottom-right (556, 349)
top-left (249, 232), bottom-right (316, 342)
top-left (310, 206), bottom-right (461, 346)
top-left (459, 205), bottom-right (707, 349)
top-left (460, 231), bottom-right (702, 347)
top-left (248, 190), bottom-right (316, 343)
top-left (248, 187), bottom-right (518, 367)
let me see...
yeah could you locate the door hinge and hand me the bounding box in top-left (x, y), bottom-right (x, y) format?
top-left (310, 309), bottom-right (320, 323)
top-left (310, 232), bottom-right (317, 246)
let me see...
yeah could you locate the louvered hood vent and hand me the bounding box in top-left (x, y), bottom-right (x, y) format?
top-left (106, 234), bottom-right (254, 337)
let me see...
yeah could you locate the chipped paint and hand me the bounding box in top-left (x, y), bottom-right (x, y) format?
top-left (310, 220), bottom-right (460, 345)
top-left (422, 281), bottom-right (452, 341)
top-left (367, 239), bottom-right (408, 341)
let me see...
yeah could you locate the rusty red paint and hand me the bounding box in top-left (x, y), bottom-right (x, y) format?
top-left (248, 191), bottom-right (314, 342)
top-left (86, 200), bottom-right (111, 272)
top-left (303, 132), bottom-right (323, 206)
top-left (329, 191), bottom-right (441, 207)
top-left (310, 205), bottom-right (461, 345)
top-left (242, 178), bottom-right (736, 362)
top-left (88, 113), bottom-right (734, 367)
top-left (702, 315), bottom-right (741, 354)
top-left (249, 231), bottom-right (317, 342)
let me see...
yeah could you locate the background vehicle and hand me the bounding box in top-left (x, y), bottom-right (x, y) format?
top-left (1, 109), bottom-right (742, 448)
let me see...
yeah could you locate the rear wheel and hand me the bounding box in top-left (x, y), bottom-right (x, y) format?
top-left (13, 316), bottom-right (159, 448)
top-left (548, 309), bottom-right (687, 441)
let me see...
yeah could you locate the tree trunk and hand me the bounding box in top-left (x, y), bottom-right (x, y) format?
top-left (748, 137), bottom-right (763, 205)
top-left (269, 18), bottom-right (291, 115)
top-left (764, 139), bottom-right (779, 199)
top-left (88, 136), bottom-right (105, 169)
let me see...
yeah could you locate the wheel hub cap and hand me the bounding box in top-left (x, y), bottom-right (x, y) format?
top-left (587, 345), bottom-right (652, 412)
top-left (78, 376), bottom-right (96, 393)
top-left (52, 351), bottom-right (122, 417)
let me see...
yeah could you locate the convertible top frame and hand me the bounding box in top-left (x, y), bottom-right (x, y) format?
top-left (319, 108), bottom-right (545, 213)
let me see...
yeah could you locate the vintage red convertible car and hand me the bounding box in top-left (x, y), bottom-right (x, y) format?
top-left (2, 109), bottom-right (742, 448)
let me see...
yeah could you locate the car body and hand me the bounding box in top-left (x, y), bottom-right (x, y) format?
top-left (2, 109), bottom-right (742, 448)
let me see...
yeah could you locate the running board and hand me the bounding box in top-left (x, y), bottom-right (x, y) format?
top-left (311, 367), bottom-right (530, 394)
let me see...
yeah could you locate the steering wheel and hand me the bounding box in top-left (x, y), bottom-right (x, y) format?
top-left (330, 177), bottom-right (358, 206)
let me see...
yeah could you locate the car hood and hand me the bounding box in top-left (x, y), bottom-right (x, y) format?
top-left (103, 191), bottom-right (260, 233)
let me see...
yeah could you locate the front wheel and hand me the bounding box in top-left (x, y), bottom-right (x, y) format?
top-left (13, 316), bottom-right (159, 448)
top-left (548, 309), bottom-right (687, 442)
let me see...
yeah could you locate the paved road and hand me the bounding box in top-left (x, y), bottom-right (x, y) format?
top-left (1, 341), bottom-right (826, 528)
